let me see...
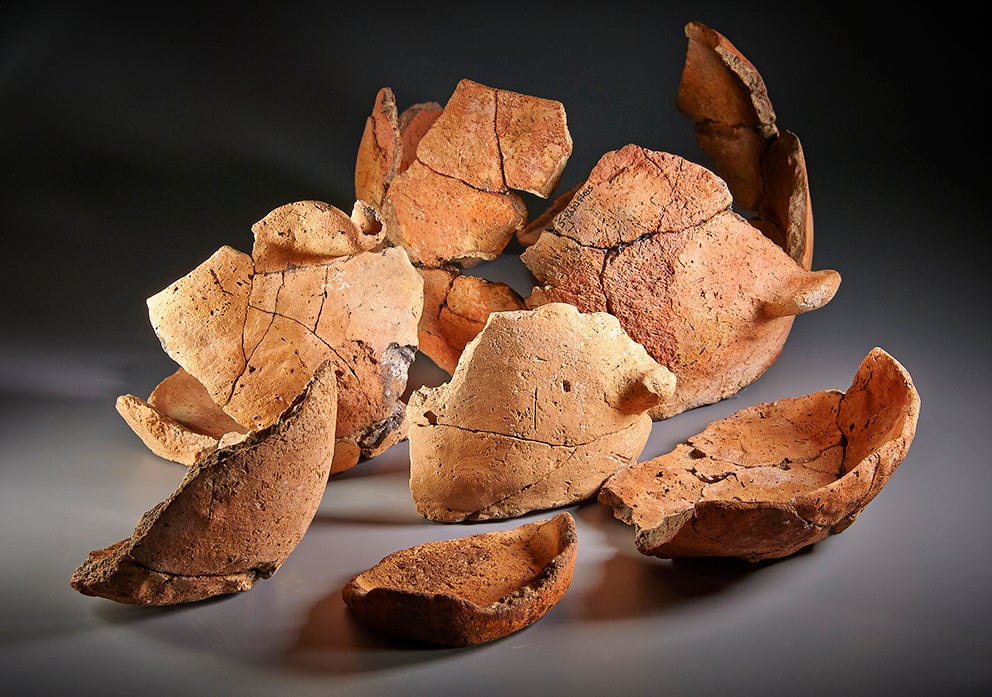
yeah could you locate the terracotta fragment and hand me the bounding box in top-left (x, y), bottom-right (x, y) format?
top-left (354, 87), bottom-right (401, 210)
top-left (377, 79), bottom-right (572, 267)
top-left (354, 81), bottom-right (571, 361)
top-left (414, 78), bottom-right (571, 197)
top-left (416, 78), bottom-right (504, 192)
top-left (408, 302), bottom-right (676, 522)
top-left (676, 20), bottom-right (813, 269)
top-left (397, 100), bottom-right (443, 173)
top-left (751, 131), bottom-right (814, 270)
top-left (598, 348), bottom-right (921, 562)
top-left (147, 244), bottom-right (254, 405)
top-left (342, 512), bottom-right (577, 646)
top-left (494, 87), bottom-right (573, 197)
top-left (516, 180), bottom-right (584, 247)
top-left (676, 20), bottom-right (777, 211)
top-left (381, 159), bottom-right (529, 267)
top-left (140, 204), bottom-right (424, 474)
top-left (417, 265), bottom-right (526, 374)
top-left (521, 144), bottom-right (840, 420)
top-left (116, 368), bottom-right (248, 466)
top-left (354, 87), bottom-right (442, 209)
top-left (70, 361), bottom-right (338, 605)
top-left (250, 199), bottom-right (385, 273)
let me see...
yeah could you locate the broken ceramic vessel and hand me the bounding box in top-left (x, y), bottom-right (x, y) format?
top-left (72, 361), bottom-right (338, 605)
top-left (598, 347), bottom-right (921, 562)
top-left (342, 512), bottom-right (577, 646)
top-left (676, 19), bottom-right (813, 269)
top-left (118, 199), bottom-right (423, 474)
top-left (521, 144), bottom-right (840, 420)
top-left (356, 80), bottom-right (570, 373)
top-left (408, 302), bottom-right (676, 522)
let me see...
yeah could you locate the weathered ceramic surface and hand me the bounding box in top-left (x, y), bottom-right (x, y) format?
top-left (116, 368), bottom-right (248, 466)
top-left (522, 144), bottom-right (839, 420)
top-left (417, 265), bottom-right (526, 374)
top-left (128, 201), bottom-right (423, 474)
top-left (374, 79), bottom-right (571, 267)
top-left (409, 303), bottom-right (676, 522)
top-left (676, 20), bottom-right (813, 270)
top-left (599, 348), bottom-right (921, 562)
top-left (71, 362), bottom-right (338, 605)
top-left (356, 79), bottom-right (571, 370)
top-left (342, 512), bottom-right (577, 646)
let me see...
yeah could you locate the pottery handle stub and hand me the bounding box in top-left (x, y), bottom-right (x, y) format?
top-left (762, 268), bottom-right (841, 318)
top-left (617, 364), bottom-right (678, 415)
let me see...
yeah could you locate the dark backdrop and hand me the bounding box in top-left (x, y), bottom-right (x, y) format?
top-left (2, 3), bottom-right (988, 696)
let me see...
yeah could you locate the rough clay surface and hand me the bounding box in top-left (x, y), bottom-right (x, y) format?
top-left (342, 511), bottom-right (577, 646)
top-left (143, 230), bottom-right (423, 473)
top-left (521, 144), bottom-right (840, 420)
top-left (356, 81), bottom-right (568, 369)
top-left (676, 20), bottom-right (813, 270)
top-left (676, 19), bottom-right (777, 212)
top-left (354, 87), bottom-right (402, 211)
top-left (116, 368), bottom-right (248, 466)
top-left (250, 200), bottom-right (385, 274)
top-left (418, 265), bottom-right (526, 374)
top-left (70, 361), bottom-right (339, 605)
top-left (375, 78), bottom-right (572, 267)
top-left (408, 303), bottom-right (676, 522)
top-left (598, 347), bottom-right (921, 562)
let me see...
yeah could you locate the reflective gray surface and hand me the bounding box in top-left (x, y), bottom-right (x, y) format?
top-left (2, 3), bottom-right (988, 696)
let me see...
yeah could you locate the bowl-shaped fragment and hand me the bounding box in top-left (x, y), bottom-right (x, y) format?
top-left (599, 347), bottom-right (920, 562)
top-left (70, 361), bottom-right (338, 605)
top-left (342, 512), bottom-right (577, 646)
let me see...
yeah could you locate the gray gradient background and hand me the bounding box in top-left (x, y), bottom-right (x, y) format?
top-left (1, 3), bottom-right (988, 696)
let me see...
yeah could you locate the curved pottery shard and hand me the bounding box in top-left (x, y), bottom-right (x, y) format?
top-left (408, 302), bottom-right (676, 522)
top-left (342, 512), bottom-right (577, 646)
top-left (417, 264), bottom-right (526, 374)
top-left (250, 199), bottom-right (386, 274)
top-left (676, 20), bottom-right (813, 270)
top-left (521, 144), bottom-right (840, 421)
top-left (116, 368), bottom-right (249, 466)
top-left (379, 78), bottom-right (571, 267)
top-left (143, 211), bottom-right (423, 474)
top-left (598, 348), bottom-right (921, 562)
top-left (70, 361), bottom-right (338, 605)
top-left (354, 86), bottom-right (442, 210)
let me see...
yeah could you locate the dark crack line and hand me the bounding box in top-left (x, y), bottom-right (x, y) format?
top-left (426, 418), bottom-right (644, 450)
top-left (417, 150), bottom-right (509, 196)
top-left (688, 439), bottom-right (846, 473)
top-left (681, 452), bottom-right (850, 530)
top-left (232, 295), bottom-right (372, 413)
top-left (474, 446), bottom-right (580, 516)
top-left (555, 165), bottom-right (729, 253)
top-left (492, 87), bottom-right (507, 191)
top-left (206, 476), bottom-right (217, 524)
top-left (532, 387), bottom-right (538, 432)
top-left (475, 444), bottom-right (635, 519)
top-left (312, 265), bottom-right (333, 335)
top-left (126, 554), bottom-right (266, 581)
top-left (209, 268), bottom-right (236, 296)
